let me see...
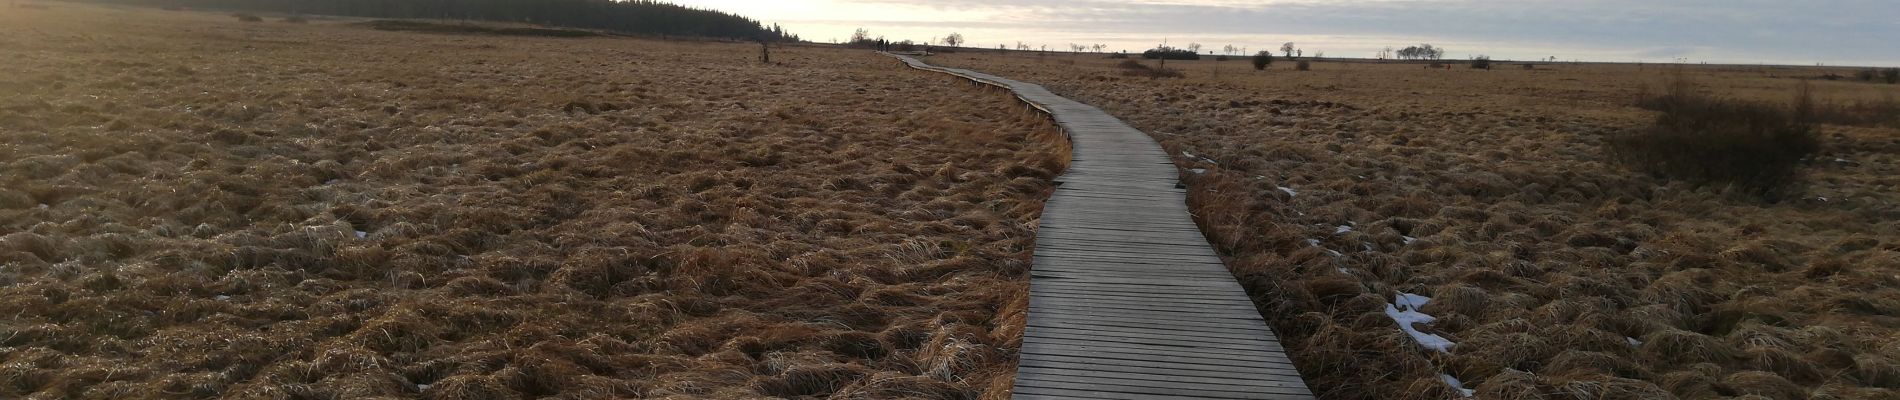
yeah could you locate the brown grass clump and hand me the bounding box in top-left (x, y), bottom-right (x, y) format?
top-left (0, 4), bottom-right (1064, 398)
top-left (934, 40), bottom-right (1900, 399)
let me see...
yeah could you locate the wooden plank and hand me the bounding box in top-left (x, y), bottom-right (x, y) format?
top-left (886, 53), bottom-right (1312, 400)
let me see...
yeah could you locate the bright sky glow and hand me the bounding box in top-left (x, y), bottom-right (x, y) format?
top-left (679, 0), bottom-right (1900, 66)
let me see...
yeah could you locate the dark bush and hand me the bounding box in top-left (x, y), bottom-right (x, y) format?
top-left (1611, 74), bottom-right (1820, 197)
top-left (233, 13), bottom-right (263, 22)
top-left (1855, 69), bottom-right (1878, 82)
top-left (1522, 63), bottom-right (1535, 70)
top-left (1470, 56), bottom-right (1491, 69)
top-left (1106, 52), bottom-right (1129, 59)
top-left (1295, 60), bottom-right (1311, 71)
top-left (1884, 68), bottom-right (1900, 84)
top-left (1215, 55), bottom-right (1230, 61)
top-left (1117, 59), bottom-right (1184, 78)
top-left (1251, 51), bottom-right (1273, 70)
top-left (1141, 48), bottom-right (1200, 60)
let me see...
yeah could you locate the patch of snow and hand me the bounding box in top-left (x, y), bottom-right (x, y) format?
top-left (1326, 249), bottom-right (1343, 257)
top-left (1278, 186), bottom-right (1297, 197)
top-left (1834, 158), bottom-right (1850, 163)
top-left (1815, 196), bottom-right (1828, 202)
top-left (417, 384), bottom-right (432, 390)
top-left (1385, 292), bottom-right (1454, 353)
top-left (1336, 267), bottom-right (1352, 274)
top-left (1627, 336), bottom-right (1643, 346)
top-left (1334, 225), bottom-right (1354, 235)
top-left (1188, 168), bottom-right (1207, 174)
top-left (1440, 374), bottom-right (1476, 397)
top-left (1307, 239), bottom-right (1323, 247)
top-left (37, 204), bottom-right (49, 209)
top-left (354, 230), bottom-right (368, 239)
top-left (215, 295), bottom-right (231, 301)
top-left (1402, 236), bottom-right (1417, 244)
top-left (325, 179), bottom-right (340, 184)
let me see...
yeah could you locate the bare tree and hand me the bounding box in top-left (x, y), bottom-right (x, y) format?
top-left (1188, 43), bottom-right (1202, 54)
top-left (1281, 42), bottom-right (1295, 57)
top-left (943, 32), bottom-right (964, 47)
top-left (849, 28), bottom-right (872, 45)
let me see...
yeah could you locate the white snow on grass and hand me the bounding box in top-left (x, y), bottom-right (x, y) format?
top-left (354, 230), bottom-right (368, 239)
top-left (1278, 186), bottom-right (1297, 197)
top-left (1627, 336), bottom-right (1643, 346)
top-left (1440, 373), bottom-right (1475, 397)
top-left (1402, 236), bottom-right (1417, 245)
top-left (1334, 225), bottom-right (1354, 235)
top-left (1385, 292), bottom-right (1454, 353)
top-left (215, 295), bottom-right (231, 301)
top-left (1188, 168), bottom-right (1207, 174)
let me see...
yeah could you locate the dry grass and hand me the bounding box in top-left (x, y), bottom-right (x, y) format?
top-left (0, 4), bottom-right (1065, 399)
top-left (936, 53), bottom-right (1900, 399)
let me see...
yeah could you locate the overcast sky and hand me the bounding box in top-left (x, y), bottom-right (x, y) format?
top-left (680, 0), bottom-right (1899, 66)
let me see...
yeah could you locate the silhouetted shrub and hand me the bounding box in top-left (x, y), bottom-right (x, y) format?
top-left (1884, 68), bottom-right (1900, 84)
top-left (1855, 69), bottom-right (1878, 82)
top-left (233, 13), bottom-right (262, 22)
top-left (1296, 60), bottom-right (1310, 71)
top-left (1106, 52), bottom-right (1129, 59)
top-left (1141, 48), bottom-right (1199, 60)
top-left (1470, 56), bottom-right (1491, 70)
top-left (1251, 51), bottom-right (1272, 70)
top-left (1215, 55), bottom-right (1229, 61)
top-left (1522, 63), bottom-right (1535, 70)
top-left (1612, 73), bottom-right (1820, 197)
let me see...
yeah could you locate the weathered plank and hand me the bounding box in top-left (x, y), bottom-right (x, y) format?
top-left (885, 53), bottom-right (1313, 399)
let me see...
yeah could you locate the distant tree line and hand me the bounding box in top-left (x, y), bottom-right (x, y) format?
top-left (1141, 46), bottom-right (1199, 60)
top-left (87, 0), bottom-right (798, 41)
top-left (1393, 44), bottom-right (1445, 60)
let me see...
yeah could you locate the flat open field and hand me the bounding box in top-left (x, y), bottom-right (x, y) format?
top-left (935, 53), bottom-right (1900, 398)
top-left (0, 4), bottom-right (1065, 399)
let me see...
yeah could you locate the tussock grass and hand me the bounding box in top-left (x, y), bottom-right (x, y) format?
top-left (0, 5), bottom-right (1065, 398)
top-left (933, 45), bottom-right (1900, 399)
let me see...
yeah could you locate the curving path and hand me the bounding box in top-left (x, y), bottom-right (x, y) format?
top-left (885, 54), bottom-right (1313, 399)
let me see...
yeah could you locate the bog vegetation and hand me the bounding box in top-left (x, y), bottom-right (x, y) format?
top-left (938, 47), bottom-right (1900, 399)
top-left (1614, 73), bottom-right (1821, 197)
top-left (0, 5), bottom-right (1066, 398)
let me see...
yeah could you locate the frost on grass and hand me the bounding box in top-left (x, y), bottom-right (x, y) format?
top-left (1439, 373), bottom-right (1475, 397)
top-left (1385, 292), bottom-right (1453, 352)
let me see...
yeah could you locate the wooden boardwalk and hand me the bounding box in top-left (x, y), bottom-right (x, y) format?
top-left (886, 54), bottom-right (1313, 399)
